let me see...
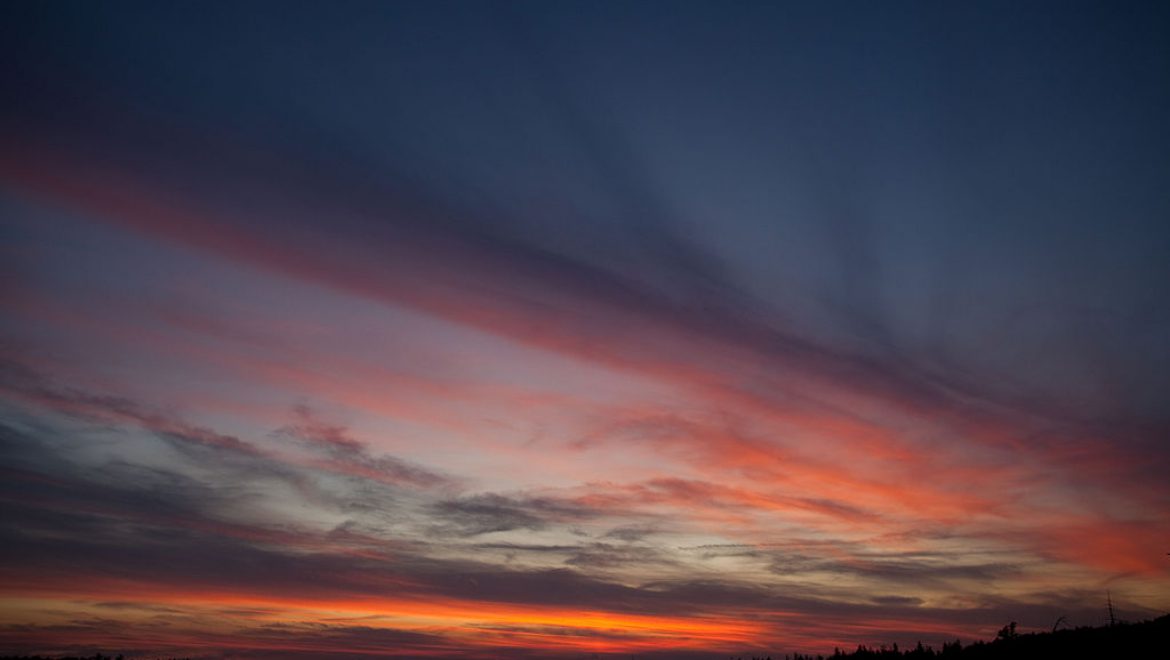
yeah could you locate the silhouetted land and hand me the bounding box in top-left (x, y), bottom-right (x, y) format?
top-left (761, 615), bottom-right (1170, 660)
top-left (3, 618), bottom-right (1168, 660)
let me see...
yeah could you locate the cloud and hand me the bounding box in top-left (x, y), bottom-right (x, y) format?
top-left (0, 355), bottom-right (264, 459)
top-left (0, 119), bottom-right (1072, 434)
top-left (601, 524), bottom-right (658, 543)
top-left (431, 492), bottom-right (600, 537)
top-left (275, 404), bottom-right (454, 489)
top-left (1, 357), bottom-right (459, 508)
top-left (562, 542), bottom-right (680, 571)
top-left (767, 550), bottom-right (1021, 586)
top-left (871, 595), bottom-right (925, 607)
top-left (2, 288), bottom-right (1167, 658)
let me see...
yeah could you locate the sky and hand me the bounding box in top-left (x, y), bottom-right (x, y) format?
top-left (1, 1), bottom-right (1169, 658)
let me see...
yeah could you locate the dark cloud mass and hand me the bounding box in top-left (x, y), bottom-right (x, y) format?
top-left (1, 1), bottom-right (1169, 658)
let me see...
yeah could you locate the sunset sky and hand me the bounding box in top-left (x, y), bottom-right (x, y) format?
top-left (2, 1), bottom-right (1169, 658)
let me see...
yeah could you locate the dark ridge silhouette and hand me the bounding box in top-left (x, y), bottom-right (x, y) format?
top-left (748, 614), bottom-right (1170, 660)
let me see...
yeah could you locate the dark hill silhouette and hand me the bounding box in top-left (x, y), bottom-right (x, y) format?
top-left (758, 614), bottom-right (1170, 660)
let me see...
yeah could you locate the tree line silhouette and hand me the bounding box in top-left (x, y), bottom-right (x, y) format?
top-left (734, 614), bottom-right (1169, 660)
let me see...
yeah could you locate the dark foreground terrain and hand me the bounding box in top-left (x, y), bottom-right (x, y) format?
top-left (777, 615), bottom-right (1170, 660)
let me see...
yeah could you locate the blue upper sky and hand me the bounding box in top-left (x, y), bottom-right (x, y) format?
top-left (6, 1), bottom-right (1167, 424)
